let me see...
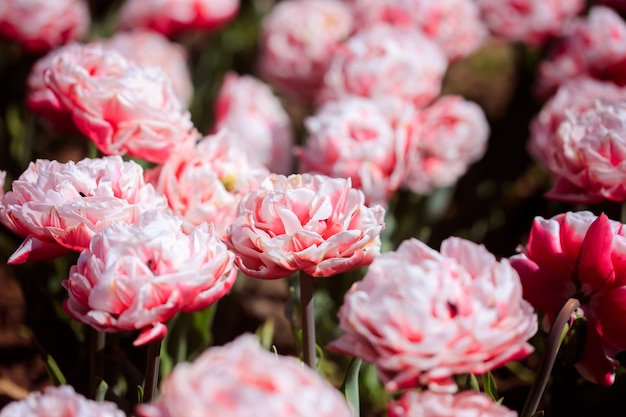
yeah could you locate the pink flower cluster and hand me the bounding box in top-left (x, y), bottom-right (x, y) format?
top-left (536, 6), bottom-right (626, 97)
top-left (118, 0), bottom-right (240, 37)
top-left (298, 95), bottom-right (489, 205)
top-left (227, 174), bottom-right (385, 279)
top-left (511, 211), bottom-right (626, 386)
top-left (38, 43), bottom-right (195, 163)
top-left (388, 391), bottom-right (517, 417)
top-left (63, 210), bottom-right (237, 346)
top-left (329, 237), bottom-right (537, 392)
top-left (0, 156), bottom-right (167, 264)
top-left (529, 78), bottom-right (626, 203)
top-left (345, 0), bottom-right (488, 61)
top-left (0, 0), bottom-right (89, 52)
top-left (146, 130), bottom-right (270, 239)
top-left (136, 335), bottom-right (352, 417)
top-left (213, 73), bottom-right (294, 174)
top-left (0, 386), bottom-right (124, 417)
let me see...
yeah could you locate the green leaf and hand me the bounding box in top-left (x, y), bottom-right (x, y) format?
top-left (482, 372), bottom-right (499, 402)
top-left (43, 353), bottom-right (66, 386)
top-left (531, 411), bottom-right (544, 417)
top-left (95, 379), bottom-right (108, 403)
top-left (255, 318), bottom-right (275, 350)
top-left (468, 373), bottom-right (480, 392)
top-left (137, 385), bottom-right (144, 404)
top-left (341, 358), bottom-right (362, 417)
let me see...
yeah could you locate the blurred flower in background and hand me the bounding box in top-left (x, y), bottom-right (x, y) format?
top-left (388, 390), bottom-right (517, 417)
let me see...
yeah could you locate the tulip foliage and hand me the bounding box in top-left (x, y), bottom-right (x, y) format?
top-left (2, 0), bottom-right (626, 417)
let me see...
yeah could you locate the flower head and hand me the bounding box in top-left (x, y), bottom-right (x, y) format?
top-left (213, 73), bottom-right (294, 174)
top-left (257, 0), bottom-right (353, 103)
top-left (0, 385), bottom-right (124, 417)
top-left (227, 173), bottom-right (385, 279)
top-left (63, 210), bottom-right (236, 346)
top-left (43, 43), bottom-right (195, 163)
top-left (298, 97), bottom-right (407, 205)
top-left (0, 0), bottom-right (89, 52)
top-left (318, 25), bottom-right (447, 111)
top-left (329, 237), bottom-right (537, 392)
top-left (0, 156), bottom-right (167, 264)
top-left (388, 390), bottom-right (517, 417)
top-left (118, 0), bottom-right (239, 37)
top-left (510, 211), bottom-right (626, 385)
top-left (136, 335), bottom-right (352, 417)
top-left (146, 130), bottom-right (270, 240)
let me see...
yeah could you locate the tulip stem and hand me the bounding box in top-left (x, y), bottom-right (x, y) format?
top-left (143, 340), bottom-right (162, 403)
top-left (520, 297), bottom-right (581, 417)
top-left (89, 329), bottom-right (106, 399)
top-left (299, 271), bottom-right (316, 369)
top-left (621, 202), bottom-right (626, 224)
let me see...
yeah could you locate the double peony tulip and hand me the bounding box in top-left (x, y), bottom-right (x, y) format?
top-left (329, 237), bottom-right (537, 392)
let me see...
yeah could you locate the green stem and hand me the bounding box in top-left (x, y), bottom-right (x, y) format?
top-left (520, 298), bottom-right (581, 417)
top-left (143, 340), bottom-right (162, 403)
top-left (299, 271), bottom-right (316, 368)
top-left (621, 202), bottom-right (626, 224)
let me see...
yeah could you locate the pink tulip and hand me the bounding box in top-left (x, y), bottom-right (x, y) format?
top-left (43, 43), bottom-right (196, 163)
top-left (256, 0), bottom-right (353, 103)
top-left (63, 210), bottom-right (236, 346)
top-left (0, 0), bottom-right (89, 53)
top-left (345, 0), bottom-right (488, 61)
top-left (297, 97), bottom-right (407, 205)
top-left (0, 156), bottom-right (168, 264)
top-left (118, 0), bottom-right (239, 37)
top-left (329, 237), bottom-right (537, 392)
top-left (145, 130), bottom-right (270, 240)
top-left (213, 72), bottom-right (294, 174)
top-left (317, 25), bottom-right (447, 111)
top-left (530, 78), bottom-right (626, 175)
top-left (510, 211), bottom-right (626, 385)
top-left (99, 30), bottom-right (193, 106)
top-left (536, 7), bottom-right (626, 97)
top-left (474, 0), bottom-right (583, 46)
top-left (226, 173), bottom-right (385, 279)
top-left (388, 391), bottom-right (517, 417)
top-left (136, 334), bottom-right (352, 417)
top-left (401, 95), bottom-right (490, 194)
top-left (0, 385), bottom-right (124, 417)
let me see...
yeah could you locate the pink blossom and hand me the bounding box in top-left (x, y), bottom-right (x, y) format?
top-left (99, 30), bottom-right (193, 106)
top-left (63, 210), bottom-right (236, 346)
top-left (529, 78), bottom-right (626, 203)
top-left (510, 211), bottom-right (626, 385)
top-left (0, 385), bottom-right (124, 417)
top-left (146, 130), bottom-right (270, 240)
top-left (0, 156), bottom-right (168, 264)
top-left (297, 97), bottom-right (407, 205)
top-left (318, 25), bottom-right (447, 111)
top-left (346, 0), bottom-right (488, 61)
top-left (256, 0), bottom-right (353, 103)
top-left (136, 334), bottom-right (352, 417)
top-left (530, 77), bottom-right (626, 173)
top-left (328, 237), bottom-right (537, 392)
top-left (536, 7), bottom-right (626, 97)
top-left (474, 0), bottom-right (583, 46)
top-left (43, 43), bottom-right (196, 163)
top-left (118, 0), bottom-right (239, 37)
top-left (213, 72), bottom-right (294, 174)
top-left (226, 173), bottom-right (385, 279)
top-left (401, 95), bottom-right (489, 194)
top-left (0, 0), bottom-right (89, 53)
top-left (388, 391), bottom-right (517, 417)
